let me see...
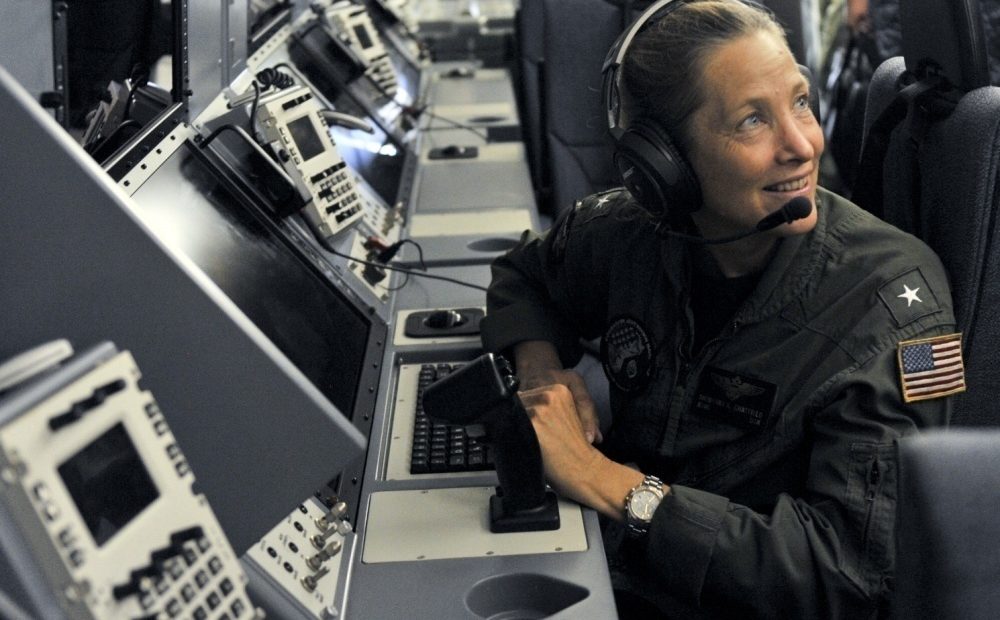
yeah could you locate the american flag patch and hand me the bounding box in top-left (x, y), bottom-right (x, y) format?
top-left (897, 333), bottom-right (966, 403)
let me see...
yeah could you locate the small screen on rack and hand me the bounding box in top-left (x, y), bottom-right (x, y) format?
top-left (287, 114), bottom-right (325, 162)
top-left (58, 423), bottom-right (158, 547)
top-left (353, 24), bottom-right (375, 50)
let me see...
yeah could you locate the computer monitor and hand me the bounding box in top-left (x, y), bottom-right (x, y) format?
top-left (288, 17), bottom-right (408, 145)
top-left (329, 122), bottom-right (408, 206)
top-left (128, 140), bottom-right (385, 428)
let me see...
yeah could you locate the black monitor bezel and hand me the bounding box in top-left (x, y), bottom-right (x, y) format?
top-left (181, 139), bottom-right (386, 442)
top-left (177, 140), bottom-right (384, 517)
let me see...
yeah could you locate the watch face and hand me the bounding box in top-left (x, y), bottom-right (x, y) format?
top-left (629, 488), bottom-right (660, 520)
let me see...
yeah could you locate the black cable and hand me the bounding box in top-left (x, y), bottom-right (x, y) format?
top-left (398, 238), bottom-right (427, 270)
top-left (418, 107), bottom-right (489, 141)
top-left (374, 257), bottom-right (488, 292)
top-left (256, 67), bottom-right (296, 90)
top-left (304, 218), bottom-right (488, 292)
top-left (384, 272), bottom-right (410, 291)
top-left (273, 63), bottom-right (301, 80)
top-left (248, 81), bottom-right (261, 135)
top-left (366, 75), bottom-right (489, 141)
top-left (375, 237), bottom-right (427, 270)
top-left (198, 123), bottom-right (255, 150)
top-left (245, 67), bottom-right (300, 138)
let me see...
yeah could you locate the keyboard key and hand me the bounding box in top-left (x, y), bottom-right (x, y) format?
top-left (153, 577), bottom-right (169, 594)
top-left (166, 558), bottom-right (184, 580)
top-left (410, 362), bottom-right (493, 474)
top-left (195, 570), bottom-right (209, 588)
top-left (208, 556), bottom-right (223, 575)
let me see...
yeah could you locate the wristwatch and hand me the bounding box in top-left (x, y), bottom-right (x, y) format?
top-left (624, 474), bottom-right (665, 537)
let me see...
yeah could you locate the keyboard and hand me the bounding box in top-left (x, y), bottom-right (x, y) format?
top-left (410, 363), bottom-right (494, 474)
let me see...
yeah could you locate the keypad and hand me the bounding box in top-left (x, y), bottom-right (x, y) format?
top-left (410, 363), bottom-right (494, 474)
top-left (309, 161), bottom-right (360, 230)
top-left (111, 529), bottom-right (250, 619)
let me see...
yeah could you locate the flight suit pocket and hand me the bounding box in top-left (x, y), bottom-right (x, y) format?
top-left (844, 442), bottom-right (897, 592)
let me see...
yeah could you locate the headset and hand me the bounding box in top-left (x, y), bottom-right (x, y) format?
top-left (602, 0), bottom-right (701, 221)
top-left (601, 0), bottom-right (816, 227)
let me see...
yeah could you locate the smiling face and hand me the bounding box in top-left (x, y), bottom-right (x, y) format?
top-left (685, 30), bottom-right (823, 241)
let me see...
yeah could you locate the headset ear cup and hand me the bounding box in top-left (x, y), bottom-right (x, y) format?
top-left (614, 118), bottom-right (700, 219)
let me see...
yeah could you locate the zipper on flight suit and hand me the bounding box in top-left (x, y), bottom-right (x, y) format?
top-left (657, 290), bottom-right (698, 450)
top-left (664, 314), bottom-right (740, 449)
top-left (662, 289), bottom-right (746, 452)
top-left (861, 455), bottom-right (882, 563)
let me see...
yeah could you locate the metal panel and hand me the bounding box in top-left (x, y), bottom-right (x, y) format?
top-left (186, 0), bottom-right (228, 118)
top-left (0, 1), bottom-right (55, 113)
top-left (0, 67), bottom-right (365, 554)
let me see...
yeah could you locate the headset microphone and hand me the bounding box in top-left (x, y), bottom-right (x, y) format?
top-left (663, 196), bottom-right (813, 245)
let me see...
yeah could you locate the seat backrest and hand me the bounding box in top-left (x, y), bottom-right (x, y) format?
top-left (515, 0), bottom-right (547, 207)
top-left (895, 430), bottom-right (1000, 618)
top-left (858, 0), bottom-right (1000, 426)
top-left (517, 0), bottom-right (635, 217)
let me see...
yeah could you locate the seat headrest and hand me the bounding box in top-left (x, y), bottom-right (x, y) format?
top-left (901, 0), bottom-right (991, 90)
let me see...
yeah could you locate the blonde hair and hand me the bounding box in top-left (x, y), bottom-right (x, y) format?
top-left (621, 0), bottom-right (787, 151)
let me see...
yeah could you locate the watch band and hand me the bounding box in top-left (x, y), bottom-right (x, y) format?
top-left (624, 474), bottom-right (664, 537)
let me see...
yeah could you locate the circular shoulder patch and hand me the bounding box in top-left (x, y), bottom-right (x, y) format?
top-left (601, 316), bottom-right (655, 393)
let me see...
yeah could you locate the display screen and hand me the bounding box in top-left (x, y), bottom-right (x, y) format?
top-left (353, 24), bottom-right (375, 50)
top-left (287, 114), bottom-right (325, 162)
top-left (330, 123), bottom-right (405, 205)
top-left (58, 423), bottom-right (158, 547)
top-left (130, 144), bottom-right (371, 419)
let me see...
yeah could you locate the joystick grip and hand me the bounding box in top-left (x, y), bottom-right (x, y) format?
top-left (422, 353), bottom-right (560, 532)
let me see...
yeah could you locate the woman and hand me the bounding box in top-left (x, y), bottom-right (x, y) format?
top-left (480, 0), bottom-right (960, 617)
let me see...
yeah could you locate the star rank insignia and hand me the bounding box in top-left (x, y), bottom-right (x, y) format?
top-left (878, 268), bottom-right (941, 327)
top-left (897, 333), bottom-right (966, 402)
top-left (548, 205), bottom-right (576, 265)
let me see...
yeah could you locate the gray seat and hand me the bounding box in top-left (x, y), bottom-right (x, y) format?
top-left (516, 0), bottom-right (638, 217)
top-left (858, 0), bottom-right (1000, 427)
top-left (895, 430), bottom-right (1000, 619)
top-left (855, 2), bottom-right (1000, 613)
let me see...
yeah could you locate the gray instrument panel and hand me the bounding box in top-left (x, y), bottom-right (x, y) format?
top-left (0, 0), bottom-right (618, 616)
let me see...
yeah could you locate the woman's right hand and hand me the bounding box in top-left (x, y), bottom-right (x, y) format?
top-left (513, 340), bottom-right (603, 444)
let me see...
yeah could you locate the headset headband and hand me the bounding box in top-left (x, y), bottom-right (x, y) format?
top-left (601, 0), bottom-right (776, 137)
top-left (602, 0), bottom-right (684, 138)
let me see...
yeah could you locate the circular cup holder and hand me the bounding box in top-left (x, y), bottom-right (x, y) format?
top-left (467, 115), bottom-right (508, 124)
top-left (465, 573), bottom-right (588, 619)
top-left (467, 237), bottom-right (519, 252)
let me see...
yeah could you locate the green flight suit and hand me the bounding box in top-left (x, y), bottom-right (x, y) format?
top-left (481, 187), bottom-right (958, 617)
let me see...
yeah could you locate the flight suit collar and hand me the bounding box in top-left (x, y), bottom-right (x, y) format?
top-left (660, 191), bottom-right (831, 325)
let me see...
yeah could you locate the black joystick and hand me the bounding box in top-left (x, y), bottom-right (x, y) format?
top-left (422, 353), bottom-right (560, 533)
top-left (424, 309), bottom-right (465, 329)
